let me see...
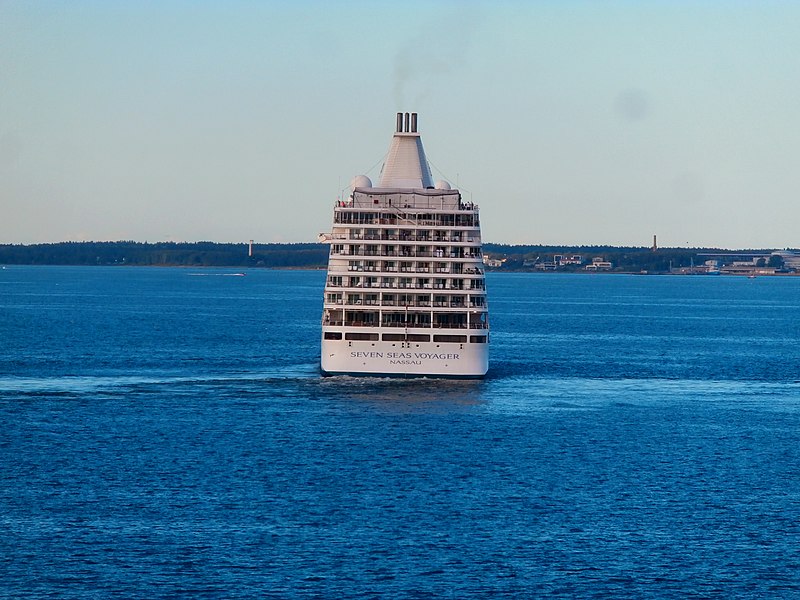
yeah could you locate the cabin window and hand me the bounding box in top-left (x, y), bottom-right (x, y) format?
top-left (345, 332), bottom-right (379, 341)
top-left (434, 335), bottom-right (467, 343)
top-left (470, 335), bottom-right (487, 343)
top-left (407, 334), bottom-right (430, 342)
top-left (324, 332), bottom-right (342, 340)
top-left (382, 333), bottom-right (405, 341)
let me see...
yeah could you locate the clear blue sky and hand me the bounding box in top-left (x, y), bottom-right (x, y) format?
top-left (2, 1), bottom-right (799, 248)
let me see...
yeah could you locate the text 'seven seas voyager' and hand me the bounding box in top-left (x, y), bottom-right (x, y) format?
top-left (350, 351), bottom-right (461, 366)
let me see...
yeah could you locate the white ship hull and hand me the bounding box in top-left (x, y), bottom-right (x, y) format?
top-left (321, 338), bottom-right (488, 378)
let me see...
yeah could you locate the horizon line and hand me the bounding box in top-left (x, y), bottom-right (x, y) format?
top-left (1, 240), bottom-right (797, 252)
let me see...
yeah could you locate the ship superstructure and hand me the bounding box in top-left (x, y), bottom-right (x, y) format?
top-left (320, 113), bottom-right (488, 377)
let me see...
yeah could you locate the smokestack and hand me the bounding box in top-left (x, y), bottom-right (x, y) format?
top-left (410, 112), bottom-right (418, 132)
top-left (652, 235), bottom-right (657, 252)
top-left (249, 239), bottom-right (254, 257)
top-left (396, 112), bottom-right (403, 132)
top-left (404, 112), bottom-right (410, 132)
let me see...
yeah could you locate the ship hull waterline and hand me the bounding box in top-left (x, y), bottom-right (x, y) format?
top-left (321, 339), bottom-right (488, 379)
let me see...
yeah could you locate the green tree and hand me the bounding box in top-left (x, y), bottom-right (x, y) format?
top-left (768, 254), bottom-right (785, 268)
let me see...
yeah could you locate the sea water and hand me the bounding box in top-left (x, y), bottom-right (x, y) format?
top-left (1, 266), bottom-right (799, 598)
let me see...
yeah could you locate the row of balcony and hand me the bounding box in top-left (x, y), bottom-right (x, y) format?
top-left (325, 298), bottom-right (487, 309)
top-left (341, 195), bottom-right (478, 212)
top-left (326, 281), bottom-right (486, 291)
top-left (331, 232), bottom-right (479, 243)
top-left (341, 266), bottom-right (484, 274)
top-left (333, 214), bottom-right (479, 228)
top-left (324, 321), bottom-right (489, 330)
top-left (331, 249), bottom-right (481, 259)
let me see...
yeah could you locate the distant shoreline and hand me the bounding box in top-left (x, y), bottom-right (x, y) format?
top-left (4, 264), bottom-right (797, 277)
top-left (1, 241), bottom-right (797, 275)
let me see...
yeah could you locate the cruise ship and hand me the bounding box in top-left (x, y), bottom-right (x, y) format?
top-left (319, 113), bottom-right (489, 378)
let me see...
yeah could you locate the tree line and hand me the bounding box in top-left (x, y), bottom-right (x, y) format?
top-left (0, 241), bottom-right (779, 273)
top-left (0, 241), bottom-right (328, 268)
top-left (482, 244), bottom-right (725, 272)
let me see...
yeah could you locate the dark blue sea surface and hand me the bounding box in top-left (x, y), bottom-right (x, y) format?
top-left (2, 266), bottom-right (799, 598)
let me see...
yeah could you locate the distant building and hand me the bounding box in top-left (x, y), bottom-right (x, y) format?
top-left (697, 250), bottom-right (799, 275)
top-left (585, 257), bottom-right (612, 271)
top-left (772, 250), bottom-right (800, 270)
top-left (720, 260), bottom-right (767, 276)
top-left (556, 254), bottom-right (583, 266)
top-left (483, 255), bottom-right (505, 268)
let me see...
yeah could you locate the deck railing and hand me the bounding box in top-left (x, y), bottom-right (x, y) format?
top-left (323, 321), bottom-right (489, 330)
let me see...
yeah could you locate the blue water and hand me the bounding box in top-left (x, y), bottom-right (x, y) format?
top-left (2, 266), bottom-right (799, 598)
